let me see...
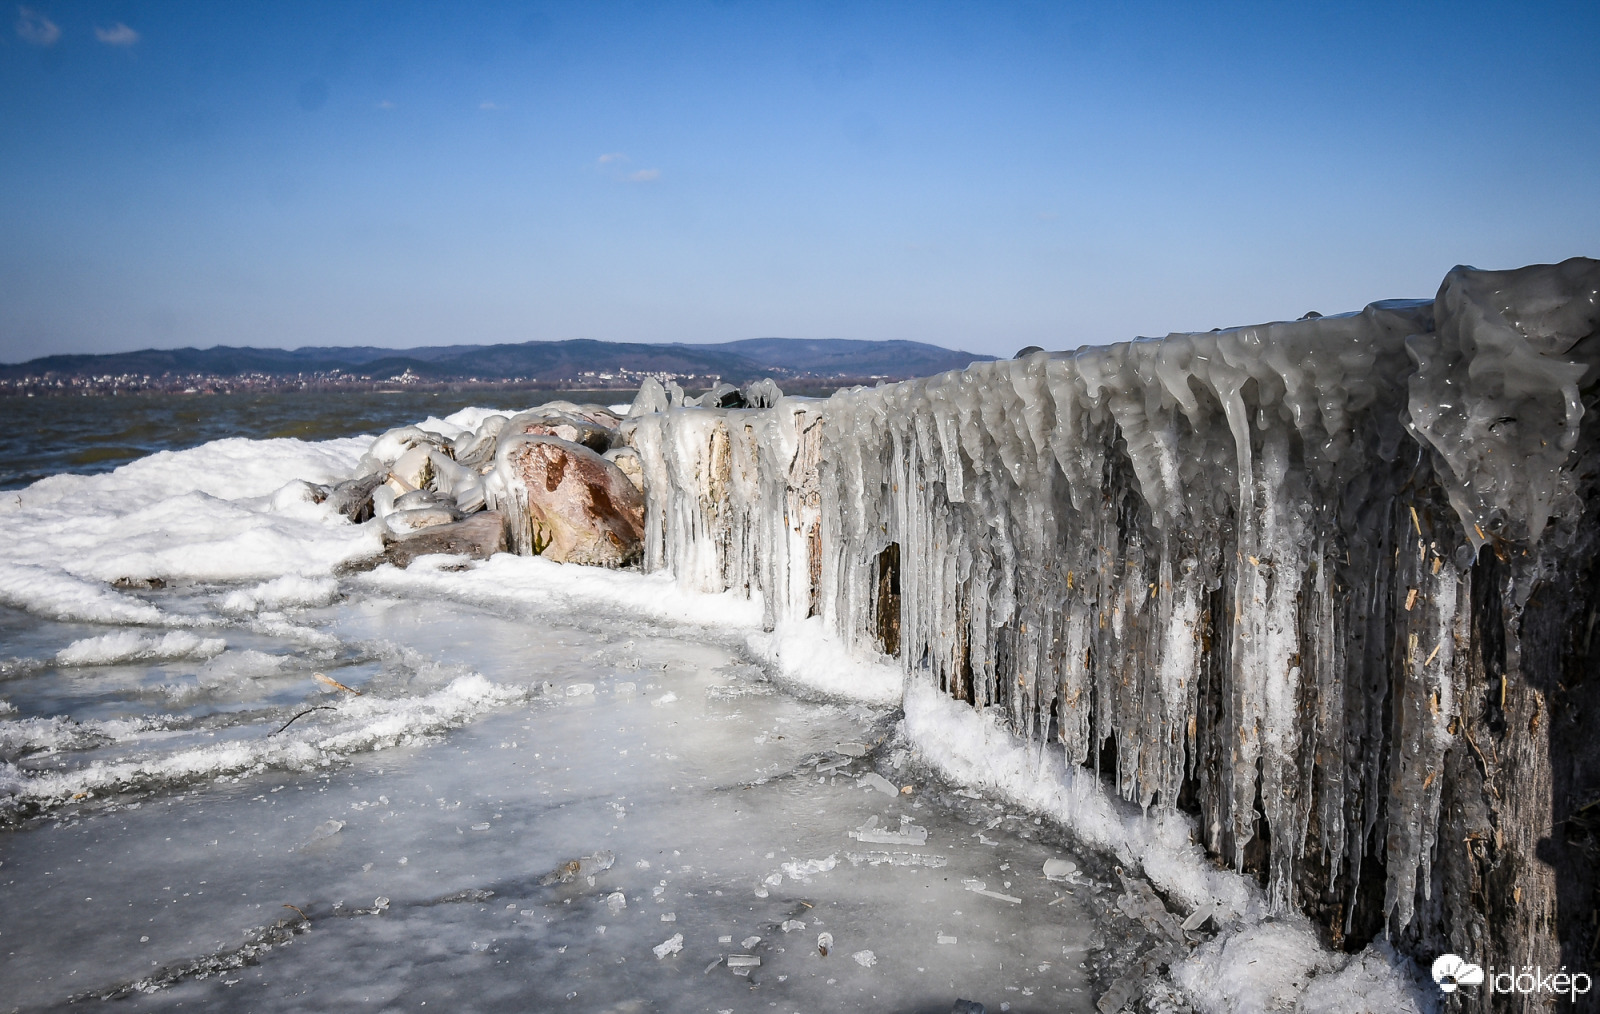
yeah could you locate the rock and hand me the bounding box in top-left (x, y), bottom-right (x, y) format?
top-left (453, 478), bottom-right (487, 513)
top-left (269, 479), bottom-right (330, 511)
top-left (627, 377), bottom-right (679, 417)
top-left (393, 489), bottom-right (438, 511)
top-left (383, 444), bottom-right (479, 504)
top-left (386, 445), bottom-right (437, 493)
top-left (384, 505), bottom-right (462, 537)
top-left (692, 382), bottom-right (745, 408)
top-left (451, 415), bottom-right (509, 469)
top-left (604, 447), bottom-right (645, 494)
top-left (533, 400), bottom-right (624, 429)
top-left (326, 473), bottom-right (387, 523)
top-left (505, 410), bottom-right (617, 453)
top-left (357, 425), bottom-right (453, 477)
top-left (741, 378), bottom-right (784, 408)
top-left (488, 436), bottom-right (645, 566)
top-left (381, 511), bottom-right (507, 568)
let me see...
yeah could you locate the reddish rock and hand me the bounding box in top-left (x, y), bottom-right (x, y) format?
top-left (490, 436), bottom-right (644, 567)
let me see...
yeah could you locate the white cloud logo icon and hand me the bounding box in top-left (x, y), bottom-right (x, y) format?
top-left (1432, 954), bottom-right (1486, 993)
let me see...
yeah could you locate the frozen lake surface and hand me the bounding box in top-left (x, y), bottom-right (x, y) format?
top-left (0, 408), bottom-right (1433, 1014)
top-left (2, 589), bottom-right (1116, 1013)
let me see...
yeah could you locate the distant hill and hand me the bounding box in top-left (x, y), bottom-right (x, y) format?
top-left (0, 337), bottom-right (992, 385)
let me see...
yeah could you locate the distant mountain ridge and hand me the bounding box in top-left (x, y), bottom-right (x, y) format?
top-left (0, 337), bottom-right (993, 385)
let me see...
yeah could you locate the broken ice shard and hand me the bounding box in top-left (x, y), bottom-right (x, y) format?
top-left (848, 814), bottom-right (929, 846)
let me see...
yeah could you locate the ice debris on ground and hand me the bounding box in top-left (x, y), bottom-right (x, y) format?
top-left (539, 850), bottom-right (616, 886)
top-left (849, 813), bottom-right (929, 846)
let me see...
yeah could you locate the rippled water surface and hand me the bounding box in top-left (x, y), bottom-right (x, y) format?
top-left (0, 390), bottom-right (630, 490)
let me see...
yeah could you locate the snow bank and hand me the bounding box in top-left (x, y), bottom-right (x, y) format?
top-left (747, 617), bottom-right (901, 705)
top-left (0, 436), bottom-right (378, 626)
top-left (354, 552), bottom-right (763, 631)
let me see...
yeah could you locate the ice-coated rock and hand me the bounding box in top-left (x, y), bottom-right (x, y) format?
top-left (383, 505), bottom-right (461, 537)
top-left (380, 510), bottom-right (507, 569)
top-left (692, 382), bottom-right (744, 408)
top-left (742, 377), bottom-right (785, 409)
top-left (486, 436), bottom-right (644, 567)
top-left (326, 473), bottom-right (387, 523)
top-left (603, 446), bottom-right (645, 494)
top-left (504, 410), bottom-right (617, 454)
top-left (392, 489), bottom-right (438, 511)
top-left (451, 414), bottom-right (509, 470)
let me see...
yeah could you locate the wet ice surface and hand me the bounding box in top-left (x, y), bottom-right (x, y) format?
top-left (1, 593), bottom-right (1108, 1013)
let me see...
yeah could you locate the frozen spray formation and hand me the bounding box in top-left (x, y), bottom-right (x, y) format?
top-left (624, 259), bottom-right (1600, 992)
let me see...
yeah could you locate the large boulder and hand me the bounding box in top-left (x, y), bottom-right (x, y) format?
top-left (488, 436), bottom-right (644, 566)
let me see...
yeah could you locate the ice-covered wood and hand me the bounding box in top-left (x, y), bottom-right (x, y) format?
top-left (622, 258), bottom-right (1600, 1004)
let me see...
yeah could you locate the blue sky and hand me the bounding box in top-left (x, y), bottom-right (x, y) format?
top-left (1, 1), bottom-right (1596, 362)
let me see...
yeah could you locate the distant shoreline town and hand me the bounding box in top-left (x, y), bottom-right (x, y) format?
top-left (0, 337), bottom-right (992, 397)
top-left (1, 369), bottom-right (717, 397)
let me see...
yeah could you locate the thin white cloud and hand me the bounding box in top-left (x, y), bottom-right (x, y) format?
top-left (627, 168), bottom-right (661, 183)
top-left (16, 6), bottom-right (60, 46)
top-left (596, 152), bottom-right (626, 165)
top-left (377, 99), bottom-right (396, 110)
top-left (94, 22), bottom-right (138, 46)
top-left (479, 100), bottom-right (501, 110)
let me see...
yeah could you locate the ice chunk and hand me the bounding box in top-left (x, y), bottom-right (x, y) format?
top-left (779, 854), bottom-right (837, 881)
top-left (857, 772), bottom-right (900, 798)
top-left (852, 949), bottom-right (876, 967)
top-left (605, 891), bottom-right (627, 913)
top-left (1182, 901), bottom-right (1216, 932)
top-left (962, 879), bottom-right (1021, 904)
top-left (845, 851), bottom-right (947, 869)
top-left (652, 933), bottom-right (683, 959)
top-left (565, 683), bottom-right (595, 697)
top-left (937, 933), bottom-right (958, 945)
top-left (1041, 858), bottom-right (1077, 882)
top-left (780, 919), bottom-right (806, 932)
top-left (834, 741), bottom-right (868, 757)
top-left (538, 850), bottom-right (615, 886)
top-left (848, 814), bottom-right (928, 846)
top-left (726, 954), bottom-right (761, 968)
top-left (740, 936), bottom-right (760, 949)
